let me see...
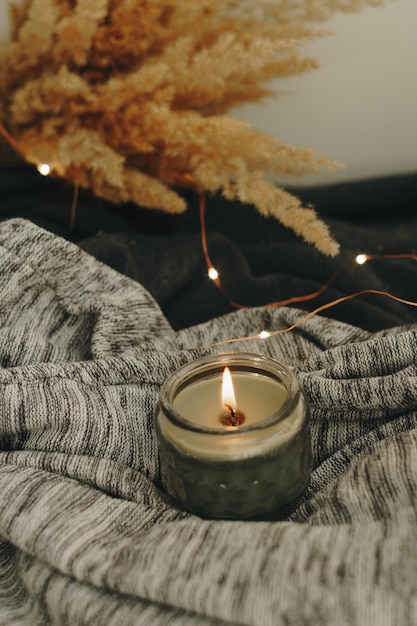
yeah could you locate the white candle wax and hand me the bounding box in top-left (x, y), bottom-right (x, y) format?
top-left (161, 371), bottom-right (304, 461)
top-left (174, 372), bottom-right (286, 426)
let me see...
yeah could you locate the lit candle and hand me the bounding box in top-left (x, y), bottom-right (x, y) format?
top-left (219, 366), bottom-right (245, 428)
top-left (155, 352), bottom-right (312, 519)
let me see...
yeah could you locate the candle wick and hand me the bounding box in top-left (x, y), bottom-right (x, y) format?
top-left (220, 406), bottom-right (245, 428)
top-left (225, 403), bottom-right (235, 417)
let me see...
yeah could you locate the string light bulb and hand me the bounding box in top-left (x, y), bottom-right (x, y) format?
top-left (208, 267), bottom-right (219, 281)
top-left (355, 253), bottom-right (369, 265)
top-left (259, 331), bottom-right (271, 339)
top-left (37, 163), bottom-right (51, 176)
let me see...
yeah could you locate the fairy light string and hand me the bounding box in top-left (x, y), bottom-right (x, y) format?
top-left (1, 127), bottom-right (417, 346)
top-left (0, 121), bottom-right (25, 160)
top-left (1, 121), bottom-right (82, 230)
top-left (199, 190), bottom-right (346, 309)
top-left (191, 288), bottom-right (417, 351)
top-left (198, 191), bottom-right (417, 350)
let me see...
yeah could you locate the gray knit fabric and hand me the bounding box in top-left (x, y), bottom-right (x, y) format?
top-left (0, 218), bottom-right (417, 625)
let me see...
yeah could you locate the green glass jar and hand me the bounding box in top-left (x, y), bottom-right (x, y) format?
top-left (155, 352), bottom-right (311, 519)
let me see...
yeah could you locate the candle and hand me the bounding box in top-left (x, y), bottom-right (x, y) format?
top-left (155, 352), bottom-right (312, 519)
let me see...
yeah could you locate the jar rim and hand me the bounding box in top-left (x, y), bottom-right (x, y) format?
top-left (158, 352), bottom-right (301, 435)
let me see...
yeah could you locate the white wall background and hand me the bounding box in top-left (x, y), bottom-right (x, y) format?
top-left (233, 0), bottom-right (417, 184)
top-left (1, 0), bottom-right (416, 184)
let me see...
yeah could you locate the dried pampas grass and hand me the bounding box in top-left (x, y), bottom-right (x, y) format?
top-left (0, 0), bottom-right (386, 254)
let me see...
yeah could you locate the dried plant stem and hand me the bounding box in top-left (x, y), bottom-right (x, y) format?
top-left (0, 0), bottom-right (389, 254)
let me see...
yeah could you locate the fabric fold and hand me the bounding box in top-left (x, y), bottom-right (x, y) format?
top-left (0, 218), bottom-right (416, 625)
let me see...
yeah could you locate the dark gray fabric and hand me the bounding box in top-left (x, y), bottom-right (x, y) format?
top-left (2, 166), bottom-right (417, 333)
top-left (0, 218), bottom-right (416, 625)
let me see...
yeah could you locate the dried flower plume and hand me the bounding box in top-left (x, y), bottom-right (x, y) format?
top-left (0, 0), bottom-right (385, 254)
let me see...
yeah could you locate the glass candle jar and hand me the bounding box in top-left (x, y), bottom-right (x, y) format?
top-left (155, 352), bottom-right (311, 520)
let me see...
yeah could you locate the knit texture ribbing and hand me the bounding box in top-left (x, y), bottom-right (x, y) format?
top-left (0, 218), bottom-right (416, 625)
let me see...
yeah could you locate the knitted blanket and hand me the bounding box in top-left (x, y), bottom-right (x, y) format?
top-left (0, 218), bottom-right (417, 625)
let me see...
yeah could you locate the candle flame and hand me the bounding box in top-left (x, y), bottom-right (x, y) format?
top-left (222, 367), bottom-right (236, 412)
